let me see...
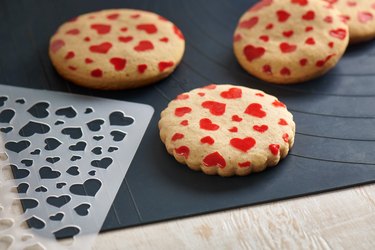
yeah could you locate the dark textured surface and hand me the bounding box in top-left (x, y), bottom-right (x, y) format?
top-left (1, 0), bottom-right (375, 233)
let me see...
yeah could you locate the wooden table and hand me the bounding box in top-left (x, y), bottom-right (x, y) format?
top-left (94, 184), bottom-right (375, 249)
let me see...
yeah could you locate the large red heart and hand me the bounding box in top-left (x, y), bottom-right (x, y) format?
top-left (203, 152), bottom-right (226, 168)
top-left (291, 0), bottom-right (308, 6)
top-left (109, 57), bottom-right (127, 71)
top-left (243, 45), bottom-right (265, 62)
top-left (200, 118), bottom-right (219, 131)
top-left (244, 103), bottom-right (267, 118)
top-left (89, 42), bottom-right (112, 54)
top-left (239, 17), bottom-right (259, 29)
top-left (329, 28), bottom-right (347, 40)
top-left (280, 42), bottom-right (297, 53)
top-left (202, 101), bottom-right (226, 116)
top-left (90, 24), bottom-right (111, 34)
top-left (134, 40), bottom-right (154, 52)
top-left (136, 24), bottom-right (158, 34)
top-left (358, 12), bottom-right (373, 23)
top-left (276, 10), bottom-right (290, 22)
top-left (220, 88), bottom-right (242, 99)
top-left (230, 137), bottom-right (256, 152)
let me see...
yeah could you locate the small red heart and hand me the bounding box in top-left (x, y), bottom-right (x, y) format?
top-left (172, 133), bottom-right (184, 141)
top-left (291, 0), bottom-right (308, 6)
top-left (136, 24), bottom-right (158, 34)
top-left (302, 10), bottom-right (315, 21)
top-left (280, 42), bottom-right (297, 53)
top-left (200, 136), bottom-right (215, 145)
top-left (280, 67), bottom-right (291, 76)
top-left (269, 144), bottom-right (280, 155)
top-left (282, 30), bottom-right (294, 38)
top-left (238, 161), bottom-right (251, 168)
top-left (282, 133), bottom-right (289, 143)
top-left (66, 29), bottom-right (80, 35)
top-left (109, 57), bottom-right (127, 71)
top-left (202, 101), bottom-right (226, 116)
top-left (259, 35), bottom-right (269, 42)
top-left (276, 10), bottom-right (290, 22)
top-left (64, 51), bottom-right (75, 60)
top-left (358, 11), bottom-right (373, 23)
top-left (118, 36), bottom-right (133, 43)
top-left (273, 100), bottom-right (286, 108)
top-left (299, 58), bottom-right (308, 66)
top-left (203, 152), bottom-right (226, 168)
top-left (305, 37), bottom-right (315, 45)
top-left (243, 45), bottom-right (266, 62)
top-left (91, 69), bottom-right (103, 78)
top-left (239, 17), bottom-right (259, 29)
top-left (278, 118), bottom-right (288, 125)
top-left (159, 37), bottom-right (169, 43)
top-left (329, 28), bottom-right (347, 40)
top-left (89, 42), bottom-right (112, 54)
top-left (158, 61), bottom-right (174, 72)
top-left (244, 103), bottom-right (266, 118)
top-left (90, 24), bottom-right (111, 34)
top-left (85, 58), bottom-right (93, 64)
top-left (230, 137), bottom-right (256, 152)
top-left (175, 107), bottom-right (192, 117)
top-left (134, 40), bottom-right (154, 52)
top-left (50, 39), bottom-right (65, 53)
top-left (232, 115), bottom-right (243, 122)
top-left (228, 127), bottom-right (238, 133)
top-left (253, 125), bottom-right (268, 133)
top-left (200, 118), bottom-right (220, 131)
top-left (175, 146), bottom-right (190, 159)
top-left (173, 25), bottom-right (185, 40)
top-left (220, 87), bottom-right (242, 99)
top-left (107, 13), bottom-right (119, 20)
top-left (137, 64), bottom-right (147, 74)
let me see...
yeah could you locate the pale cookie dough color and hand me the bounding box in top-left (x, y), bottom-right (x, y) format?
top-left (233, 0), bottom-right (349, 84)
top-left (324, 0), bottom-right (375, 43)
top-left (49, 9), bottom-right (185, 90)
top-left (159, 84), bottom-right (296, 177)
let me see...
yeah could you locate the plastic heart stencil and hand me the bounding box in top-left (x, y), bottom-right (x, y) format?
top-left (0, 84), bottom-right (153, 249)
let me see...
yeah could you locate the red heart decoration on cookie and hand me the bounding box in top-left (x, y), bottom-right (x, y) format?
top-left (89, 42), bottom-right (112, 54)
top-left (358, 12), bottom-right (373, 23)
top-left (50, 39), bottom-right (65, 53)
top-left (109, 57), bottom-right (127, 71)
top-left (302, 11), bottom-right (315, 21)
top-left (90, 24), bottom-right (111, 34)
top-left (220, 87), bottom-right (242, 99)
top-left (158, 61), bottom-right (174, 72)
top-left (253, 125), bottom-right (268, 133)
top-left (244, 103), bottom-right (266, 118)
top-left (243, 45), bottom-right (266, 62)
top-left (136, 24), bottom-right (158, 34)
top-left (203, 152), bottom-right (226, 168)
top-left (329, 28), bottom-right (347, 40)
top-left (230, 137), bottom-right (256, 152)
top-left (276, 10), bottom-right (291, 22)
top-left (175, 107), bottom-right (192, 117)
top-left (291, 0), bottom-right (308, 6)
top-left (200, 118), bottom-right (220, 131)
top-left (280, 42), bottom-right (297, 53)
top-left (202, 101), bottom-right (226, 116)
top-left (239, 17), bottom-right (259, 29)
top-left (134, 40), bottom-right (154, 51)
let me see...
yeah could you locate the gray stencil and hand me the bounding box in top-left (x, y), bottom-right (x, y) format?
top-left (0, 84), bottom-right (154, 240)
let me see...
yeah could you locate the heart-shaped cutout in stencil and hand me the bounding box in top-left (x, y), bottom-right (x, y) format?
top-left (108, 146), bottom-right (118, 153)
top-left (46, 157), bottom-right (60, 164)
top-left (74, 203), bottom-right (91, 216)
top-left (44, 138), bottom-right (62, 151)
top-left (109, 111), bottom-right (134, 126)
top-left (19, 121), bottom-right (50, 137)
top-left (35, 186), bottom-right (48, 192)
top-left (88, 170), bottom-right (96, 176)
top-left (69, 141), bottom-right (87, 151)
top-left (0, 109), bottom-right (15, 123)
top-left (27, 102), bottom-right (49, 118)
top-left (110, 130), bottom-right (126, 142)
top-left (30, 149), bottom-right (41, 155)
top-left (85, 108), bottom-right (93, 114)
top-left (55, 120), bottom-right (64, 125)
top-left (70, 179), bottom-right (102, 197)
top-left (62, 127), bottom-right (83, 139)
top-left (93, 135), bottom-right (104, 141)
top-left (230, 137), bottom-right (256, 153)
top-left (56, 183), bottom-right (67, 189)
top-left (21, 159), bottom-right (33, 167)
top-left (26, 216), bottom-right (45, 229)
top-left (15, 98), bottom-right (25, 104)
top-left (39, 166), bottom-right (61, 179)
top-left (53, 226), bottom-right (80, 239)
top-left (91, 157), bottom-right (113, 169)
top-left (202, 101), bottom-right (226, 116)
top-left (47, 195), bottom-right (71, 208)
top-left (19, 198), bottom-right (38, 211)
top-left (10, 165), bottom-right (30, 179)
top-left (0, 96), bottom-right (7, 107)
top-left (55, 106), bottom-right (77, 118)
top-left (49, 212), bottom-right (64, 221)
top-left (17, 183), bottom-right (29, 193)
top-left (87, 119), bottom-right (105, 132)
top-left (0, 127), bottom-right (13, 133)
top-left (70, 155), bottom-right (81, 161)
top-left (5, 140), bottom-right (31, 153)
top-left (91, 147), bottom-right (102, 155)
top-left (66, 166), bottom-right (79, 176)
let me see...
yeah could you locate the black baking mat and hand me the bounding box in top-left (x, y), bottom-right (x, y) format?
top-left (1, 0), bottom-right (375, 233)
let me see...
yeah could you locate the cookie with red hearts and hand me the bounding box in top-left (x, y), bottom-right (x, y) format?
top-left (233, 0), bottom-right (349, 84)
top-left (49, 9), bottom-right (185, 90)
top-left (324, 0), bottom-right (375, 43)
top-left (159, 84), bottom-right (295, 177)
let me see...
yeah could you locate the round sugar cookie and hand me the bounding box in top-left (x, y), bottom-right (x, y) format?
top-left (159, 84), bottom-right (296, 177)
top-left (324, 0), bottom-right (375, 43)
top-left (233, 0), bottom-right (349, 84)
top-left (49, 9), bottom-right (185, 90)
